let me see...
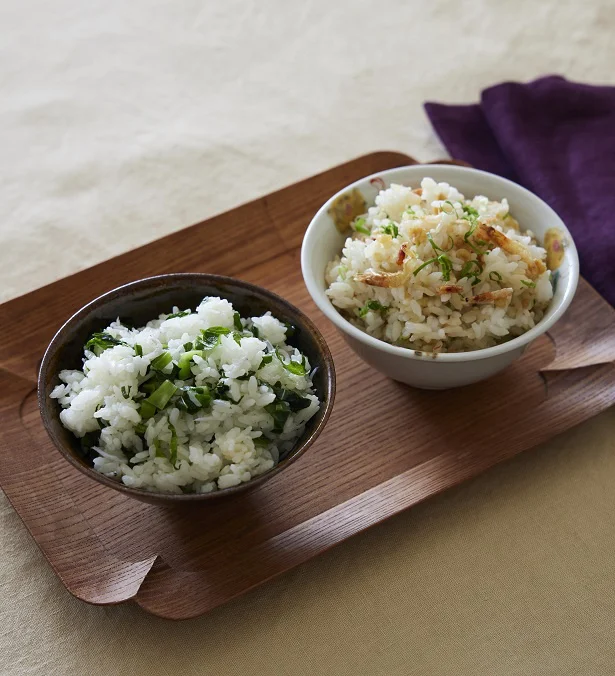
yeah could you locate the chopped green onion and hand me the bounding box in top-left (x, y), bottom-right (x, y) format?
top-left (381, 223), bottom-right (399, 238)
top-left (134, 344), bottom-right (143, 357)
top-left (253, 436), bottom-right (270, 448)
top-left (353, 217), bottom-right (370, 235)
top-left (251, 325), bottom-right (260, 338)
top-left (165, 310), bottom-right (191, 320)
top-left (521, 279), bottom-right (536, 288)
top-left (144, 380), bottom-right (177, 410)
top-left (213, 381), bottom-right (239, 403)
top-left (275, 350), bottom-right (308, 376)
top-left (232, 331), bottom-right (242, 345)
top-left (154, 439), bottom-right (165, 458)
top-left (489, 271), bottom-right (503, 282)
top-left (177, 386), bottom-right (212, 413)
top-left (120, 385), bottom-right (131, 399)
top-left (441, 200), bottom-right (458, 216)
top-left (150, 351), bottom-right (173, 371)
top-left (177, 350), bottom-right (205, 380)
top-left (427, 232), bottom-right (454, 253)
top-left (140, 372), bottom-right (166, 394)
top-left (134, 422), bottom-right (147, 436)
top-left (183, 341), bottom-right (193, 351)
top-left (233, 312), bottom-right (243, 331)
top-left (358, 300), bottom-right (388, 317)
top-left (139, 400), bottom-right (157, 420)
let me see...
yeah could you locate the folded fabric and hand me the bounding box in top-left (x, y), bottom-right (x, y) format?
top-left (425, 75), bottom-right (615, 306)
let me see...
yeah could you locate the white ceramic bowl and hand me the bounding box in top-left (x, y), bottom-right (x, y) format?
top-left (301, 164), bottom-right (579, 389)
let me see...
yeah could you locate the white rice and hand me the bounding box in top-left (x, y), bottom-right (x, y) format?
top-left (51, 297), bottom-right (321, 493)
top-left (325, 177), bottom-right (554, 353)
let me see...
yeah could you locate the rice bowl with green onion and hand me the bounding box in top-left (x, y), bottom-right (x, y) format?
top-left (325, 177), bottom-right (555, 353)
top-left (50, 298), bottom-right (321, 493)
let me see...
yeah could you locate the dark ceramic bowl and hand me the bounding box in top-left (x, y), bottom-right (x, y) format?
top-left (38, 273), bottom-right (336, 505)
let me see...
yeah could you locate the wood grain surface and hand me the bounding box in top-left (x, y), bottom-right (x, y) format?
top-left (0, 152), bottom-right (614, 620)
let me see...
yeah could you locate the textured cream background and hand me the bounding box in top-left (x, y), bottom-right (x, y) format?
top-left (1, 1), bottom-right (614, 674)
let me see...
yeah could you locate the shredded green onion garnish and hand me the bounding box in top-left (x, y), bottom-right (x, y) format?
top-left (427, 232), bottom-right (454, 254)
top-left (521, 279), bottom-right (536, 288)
top-left (134, 344), bottom-right (143, 357)
top-left (233, 312), bottom-right (243, 331)
top-left (438, 255), bottom-right (453, 281)
top-left (462, 204), bottom-right (479, 220)
top-left (413, 255), bottom-right (453, 281)
top-left (460, 260), bottom-right (484, 281)
top-left (413, 257), bottom-right (438, 276)
top-left (489, 271), bottom-right (503, 282)
top-left (441, 200), bottom-right (458, 216)
top-left (353, 217), bottom-right (370, 235)
top-left (359, 300), bottom-right (388, 317)
top-left (381, 223), bottom-right (399, 238)
top-left (462, 221), bottom-right (486, 255)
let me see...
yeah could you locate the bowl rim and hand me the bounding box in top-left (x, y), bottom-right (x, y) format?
top-left (38, 272), bottom-right (336, 502)
top-left (301, 164), bottom-right (580, 363)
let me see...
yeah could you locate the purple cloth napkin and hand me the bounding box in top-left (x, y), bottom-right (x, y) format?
top-left (425, 75), bottom-right (615, 306)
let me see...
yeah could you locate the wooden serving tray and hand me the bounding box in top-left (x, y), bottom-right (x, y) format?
top-left (1, 152), bottom-right (614, 620)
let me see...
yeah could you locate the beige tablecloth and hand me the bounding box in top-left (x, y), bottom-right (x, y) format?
top-left (1, 2), bottom-right (614, 674)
